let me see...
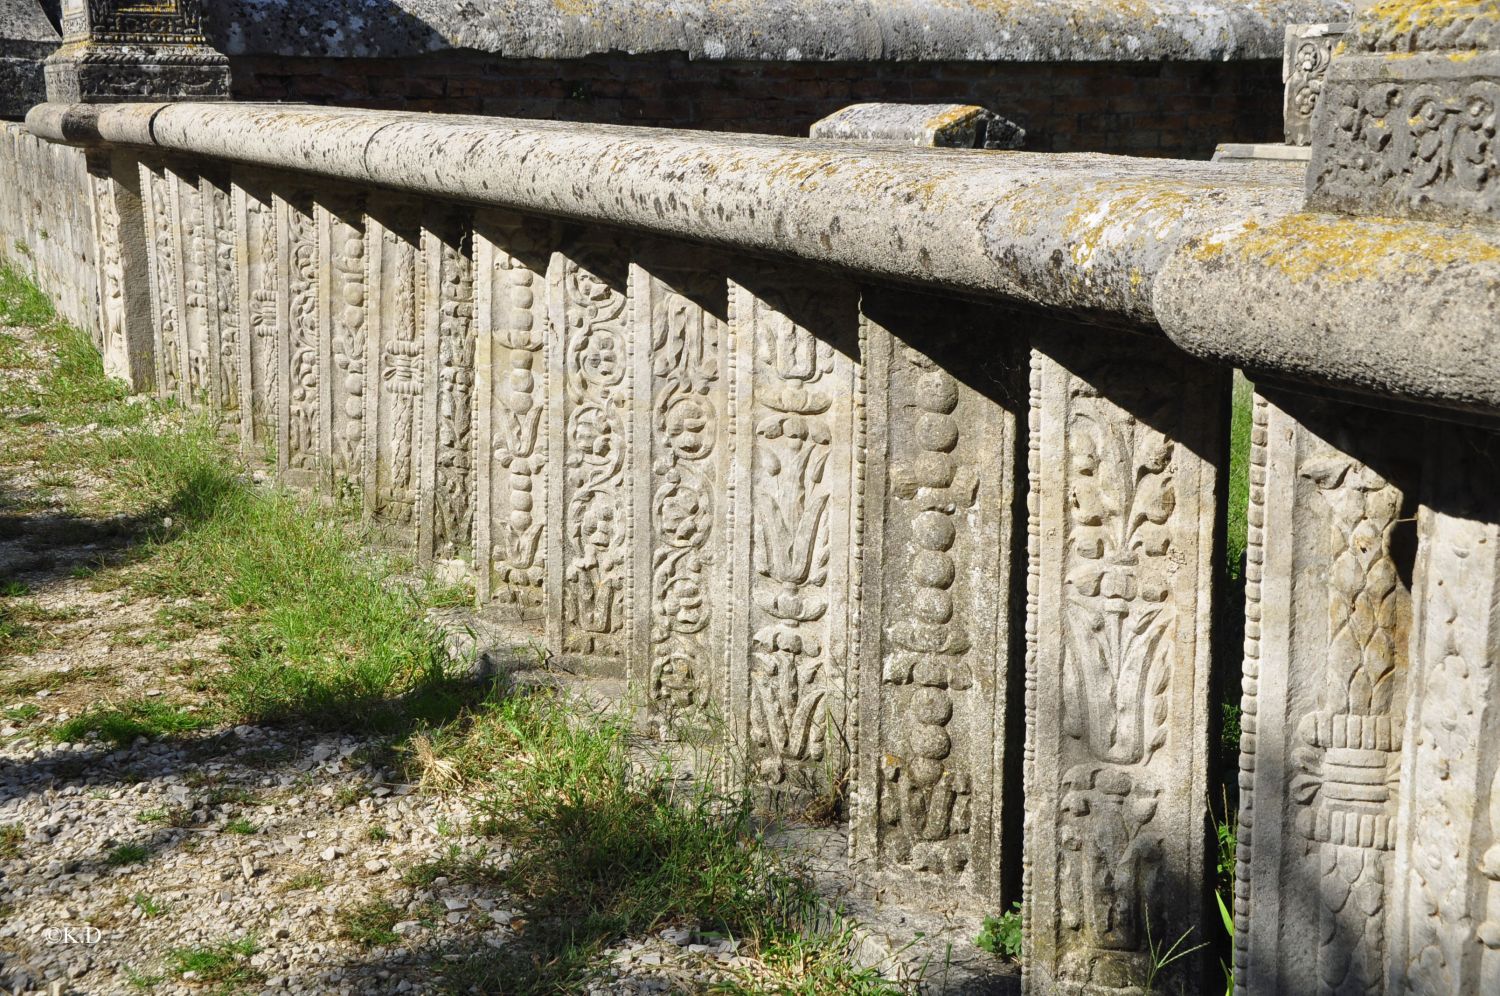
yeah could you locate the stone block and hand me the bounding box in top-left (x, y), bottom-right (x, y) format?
top-left (1307, 2), bottom-right (1499, 227)
top-left (811, 102), bottom-right (1025, 149)
top-left (1024, 328), bottom-right (1225, 995)
top-left (852, 288), bottom-right (1024, 908)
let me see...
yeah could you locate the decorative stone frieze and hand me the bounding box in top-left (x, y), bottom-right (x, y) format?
top-left (1235, 388), bottom-right (1420, 996)
top-left (138, 159), bottom-right (180, 399)
top-left (276, 188), bottom-right (320, 489)
top-left (1283, 22), bottom-right (1347, 145)
top-left (853, 289), bottom-right (1023, 906)
top-left (201, 170), bottom-right (240, 413)
top-left (1307, 0), bottom-right (1500, 227)
top-left (87, 148), bottom-right (153, 389)
top-left (474, 212), bottom-right (553, 622)
top-left (810, 103), bottom-right (1025, 150)
top-left (231, 172), bottom-right (278, 462)
top-left (1024, 329), bottom-right (1224, 996)
top-left (45, 0), bottom-right (228, 103)
top-left (728, 270), bottom-right (862, 803)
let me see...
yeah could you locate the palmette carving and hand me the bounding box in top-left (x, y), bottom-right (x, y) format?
top-left (1284, 25), bottom-right (1344, 146)
top-left (552, 248), bottom-right (632, 659)
top-left (1028, 337), bottom-right (1219, 996)
top-left (475, 218), bottom-right (548, 618)
top-left (734, 280), bottom-right (860, 793)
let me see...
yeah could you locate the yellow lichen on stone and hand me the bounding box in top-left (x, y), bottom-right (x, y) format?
top-left (1061, 182), bottom-right (1196, 268)
top-left (1360, 0), bottom-right (1500, 46)
top-left (1194, 213), bottom-right (1500, 284)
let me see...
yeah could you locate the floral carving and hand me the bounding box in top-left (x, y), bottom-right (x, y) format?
top-left (178, 176), bottom-right (211, 400)
top-left (284, 201), bottom-right (319, 472)
top-left (377, 225), bottom-right (420, 528)
top-left (328, 208), bottom-right (366, 480)
top-left (208, 183), bottom-right (239, 411)
top-left (432, 229), bottom-right (475, 558)
top-left (146, 170), bottom-right (180, 396)
top-left (558, 252), bottom-right (630, 658)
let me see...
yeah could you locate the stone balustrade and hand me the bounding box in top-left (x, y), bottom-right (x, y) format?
top-left (6, 61), bottom-right (1500, 995)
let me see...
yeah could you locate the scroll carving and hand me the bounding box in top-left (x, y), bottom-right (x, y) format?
top-left (549, 246), bottom-right (633, 661)
top-left (236, 183), bottom-right (279, 456)
top-left (1283, 25), bottom-right (1345, 146)
top-left (174, 171), bottom-right (211, 401)
top-left (280, 195), bottom-right (320, 481)
top-left (639, 264), bottom-right (731, 732)
top-left (91, 169), bottom-right (127, 378)
top-left (475, 216), bottom-right (548, 619)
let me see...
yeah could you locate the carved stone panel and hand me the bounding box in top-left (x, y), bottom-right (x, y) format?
top-left (545, 239), bottom-right (635, 670)
top-left (1283, 23), bottom-right (1347, 146)
top-left (88, 150), bottom-right (154, 391)
top-left (419, 212), bottom-right (477, 563)
top-left (629, 248), bottom-right (734, 738)
top-left (727, 271), bottom-right (862, 802)
top-left (317, 194), bottom-right (368, 494)
top-left (1235, 390), bottom-right (1420, 996)
top-left (274, 190), bottom-right (321, 488)
top-left (200, 172), bottom-right (240, 413)
top-left (1388, 424), bottom-right (1500, 996)
top-left (231, 174), bottom-right (279, 462)
top-left (168, 166), bottom-right (212, 405)
top-left (363, 199), bottom-right (424, 547)
top-left (1025, 331), bottom-right (1225, 995)
top-left (474, 212), bottom-right (552, 621)
top-left (853, 290), bottom-right (1022, 906)
top-left (139, 161), bottom-right (180, 400)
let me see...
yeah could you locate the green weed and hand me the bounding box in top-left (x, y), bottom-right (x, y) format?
top-left (976, 902), bottom-right (1023, 959)
top-left (53, 700), bottom-right (210, 746)
top-left (105, 843), bottom-right (150, 867)
top-left (166, 936), bottom-right (260, 988)
top-left (337, 898), bottom-right (402, 948)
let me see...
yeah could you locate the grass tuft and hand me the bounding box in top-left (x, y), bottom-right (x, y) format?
top-left (337, 898), bottom-right (403, 948)
top-left (54, 700), bottom-right (210, 746)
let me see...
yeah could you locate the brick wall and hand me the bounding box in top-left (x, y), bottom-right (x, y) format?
top-left (228, 52), bottom-right (1283, 159)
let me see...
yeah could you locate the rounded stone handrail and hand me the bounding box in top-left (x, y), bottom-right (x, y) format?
top-left (27, 99), bottom-right (1500, 418)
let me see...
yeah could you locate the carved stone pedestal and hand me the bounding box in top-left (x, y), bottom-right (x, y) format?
top-left (44, 1), bottom-right (228, 104)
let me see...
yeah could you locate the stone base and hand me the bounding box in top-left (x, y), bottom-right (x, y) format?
top-left (44, 42), bottom-right (229, 104)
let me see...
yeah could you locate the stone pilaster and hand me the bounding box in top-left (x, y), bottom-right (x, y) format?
top-left (317, 192), bottom-right (368, 494)
top-left (726, 269), bottom-right (863, 806)
top-left (1387, 422), bottom-right (1500, 995)
top-left (474, 212), bottom-right (553, 622)
top-left (231, 171), bottom-right (279, 462)
top-left (87, 148), bottom-right (154, 390)
top-left (628, 247), bottom-right (735, 740)
top-left (1234, 389), bottom-right (1420, 996)
top-left (200, 170), bottom-right (241, 413)
top-left (45, 0), bottom-right (228, 104)
top-left (418, 210), bottom-right (476, 564)
top-left (1024, 328), bottom-right (1225, 996)
top-left (275, 187), bottom-right (320, 489)
top-left (853, 289), bottom-right (1023, 907)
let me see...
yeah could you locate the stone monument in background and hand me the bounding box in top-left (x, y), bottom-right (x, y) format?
top-left (44, 0), bottom-right (228, 103)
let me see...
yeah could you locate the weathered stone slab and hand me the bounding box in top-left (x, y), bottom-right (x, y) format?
top-left (474, 211), bottom-right (552, 622)
top-left (629, 245), bottom-right (734, 739)
top-left (418, 211), bottom-right (476, 563)
top-left (1307, 2), bottom-right (1499, 227)
top-left (810, 103), bottom-right (1024, 150)
top-left (88, 149), bottom-right (154, 390)
top-left (852, 289), bottom-right (1023, 907)
top-left (1235, 389), bottom-right (1420, 996)
top-left (363, 197), bottom-right (424, 546)
top-left (231, 172), bottom-right (279, 462)
top-left (1388, 421), bottom-right (1500, 995)
top-left (200, 171), bottom-right (241, 413)
top-left (169, 164), bottom-right (213, 403)
top-left (1024, 329), bottom-right (1225, 995)
top-left (545, 237), bottom-right (637, 672)
top-left (139, 160), bottom-right (182, 399)
top-left (727, 269), bottom-right (862, 804)
top-left (0, 0), bottom-right (59, 120)
top-left (316, 192), bottom-right (368, 495)
top-left (1283, 22), bottom-right (1346, 146)
top-left (275, 188), bottom-right (321, 488)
